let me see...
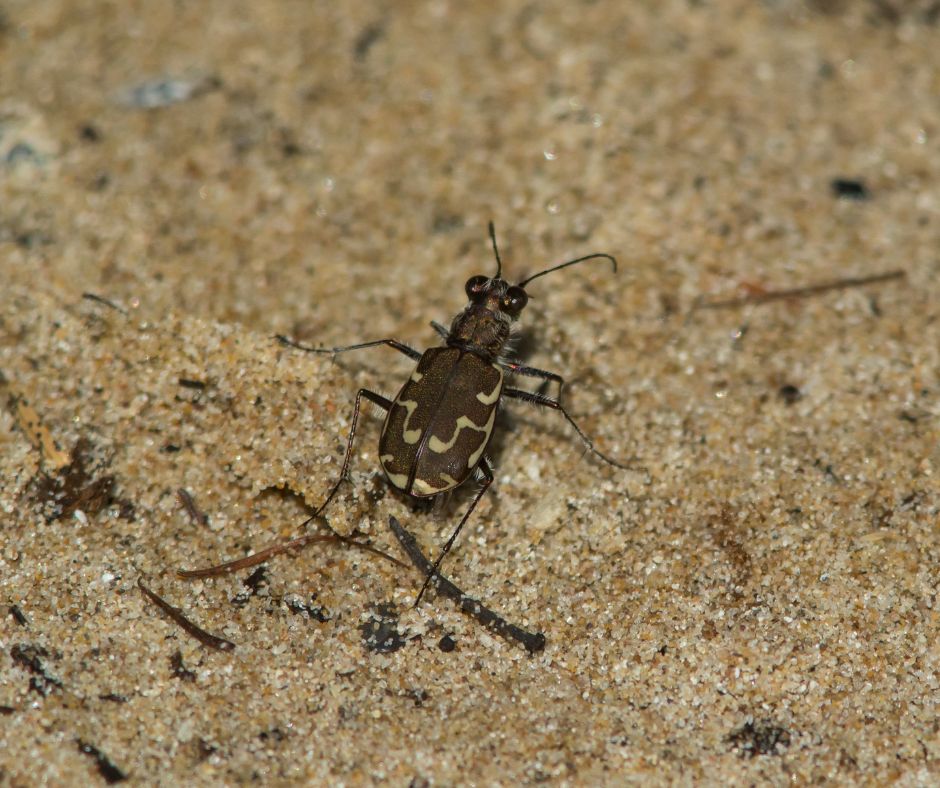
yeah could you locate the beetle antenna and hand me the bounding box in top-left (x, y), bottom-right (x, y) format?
top-left (488, 221), bottom-right (503, 279)
top-left (518, 252), bottom-right (617, 289)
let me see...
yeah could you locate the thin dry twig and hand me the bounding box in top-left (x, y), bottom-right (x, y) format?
top-left (176, 488), bottom-right (209, 526)
top-left (137, 577), bottom-right (235, 651)
top-left (177, 531), bottom-right (406, 579)
top-left (81, 292), bottom-right (129, 316)
top-left (693, 269), bottom-right (905, 311)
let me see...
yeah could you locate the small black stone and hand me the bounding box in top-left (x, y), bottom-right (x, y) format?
top-left (727, 720), bottom-right (792, 757)
top-left (77, 740), bottom-right (128, 783)
top-left (170, 650), bottom-right (196, 682)
top-left (778, 384), bottom-right (802, 405)
top-left (831, 178), bottom-right (870, 200)
top-left (361, 604), bottom-right (408, 653)
top-left (79, 124), bottom-right (101, 143)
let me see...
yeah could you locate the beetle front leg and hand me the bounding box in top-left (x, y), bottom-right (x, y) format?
top-left (178, 388), bottom-right (391, 578)
top-left (502, 387), bottom-right (633, 470)
top-left (414, 458), bottom-right (495, 607)
top-left (276, 335), bottom-right (422, 361)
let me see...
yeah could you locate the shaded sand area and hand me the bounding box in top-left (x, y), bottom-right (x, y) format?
top-left (2, 1), bottom-right (939, 784)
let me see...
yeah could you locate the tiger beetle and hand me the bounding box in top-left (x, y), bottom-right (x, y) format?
top-left (274, 223), bottom-right (628, 605)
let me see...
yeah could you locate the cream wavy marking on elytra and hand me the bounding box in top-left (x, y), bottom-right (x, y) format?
top-left (396, 399), bottom-right (422, 444)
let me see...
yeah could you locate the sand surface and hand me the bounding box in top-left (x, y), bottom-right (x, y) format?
top-left (2, 1), bottom-right (939, 784)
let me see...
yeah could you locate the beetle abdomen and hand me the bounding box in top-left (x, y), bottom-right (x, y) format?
top-left (379, 347), bottom-right (502, 497)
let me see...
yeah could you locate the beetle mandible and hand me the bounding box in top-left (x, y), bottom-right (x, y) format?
top-left (278, 223), bottom-right (628, 604)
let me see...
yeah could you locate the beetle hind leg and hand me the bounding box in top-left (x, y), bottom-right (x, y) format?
top-left (177, 388), bottom-right (391, 578)
top-left (414, 458), bottom-right (494, 607)
top-left (312, 388), bottom-right (392, 519)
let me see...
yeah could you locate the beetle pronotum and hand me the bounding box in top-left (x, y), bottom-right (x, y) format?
top-left (184, 224), bottom-right (627, 604)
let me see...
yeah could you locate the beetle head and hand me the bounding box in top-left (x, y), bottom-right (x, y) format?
top-left (448, 274), bottom-right (518, 360)
top-left (446, 222), bottom-right (618, 360)
top-left (463, 274), bottom-right (529, 320)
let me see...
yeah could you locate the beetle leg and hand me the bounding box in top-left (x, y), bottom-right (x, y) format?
top-left (177, 389), bottom-right (392, 578)
top-left (429, 320), bottom-right (450, 340)
top-left (414, 458), bottom-right (494, 607)
top-left (502, 387), bottom-right (633, 470)
top-left (307, 388), bottom-right (392, 519)
top-left (500, 361), bottom-right (565, 398)
top-left (276, 335), bottom-right (422, 361)
top-left (389, 516), bottom-right (545, 653)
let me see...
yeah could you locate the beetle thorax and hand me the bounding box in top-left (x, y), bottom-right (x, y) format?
top-left (447, 281), bottom-right (515, 361)
top-left (447, 303), bottom-right (512, 361)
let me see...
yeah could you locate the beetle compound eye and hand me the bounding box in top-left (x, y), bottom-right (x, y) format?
top-left (465, 275), bottom-right (489, 301)
top-left (504, 286), bottom-right (528, 315)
